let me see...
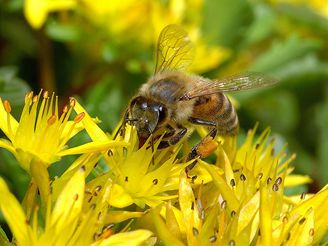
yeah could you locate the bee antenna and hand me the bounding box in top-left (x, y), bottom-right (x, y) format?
top-left (113, 109), bottom-right (130, 139)
top-left (113, 122), bottom-right (124, 139)
top-left (151, 134), bottom-right (155, 165)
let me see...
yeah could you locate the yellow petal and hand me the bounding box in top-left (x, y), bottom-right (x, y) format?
top-left (50, 166), bottom-right (85, 232)
top-left (259, 184), bottom-right (272, 246)
top-left (106, 211), bottom-right (144, 224)
top-left (284, 175), bottom-right (312, 187)
top-left (0, 178), bottom-right (33, 243)
top-left (52, 153), bottom-right (100, 199)
top-left (179, 171), bottom-right (200, 244)
top-left (237, 191), bottom-right (260, 235)
top-left (30, 158), bottom-right (50, 203)
top-left (190, 42), bottom-right (230, 74)
top-left (151, 206), bottom-right (184, 246)
top-left (73, 100), bottom-right (109, 142)
top-left (24, 0), bottom-right (48, 29)
top-left (24, 0), bottom-right (76, 29)
top-left (58, 140), bottom-right (128, 156)
top-left (204, 164), bottom-right (239, 211)
top-left (61, 121), bottom-right (85, 141)
top-left (108, 184), bottom-right (134, 208)
top-left (288, 208), bottom-right (314, 245)
top-left (165, 202), bottom-right (183, 240)
top-left (94, 230), bottom-right (153, 246)
top-left (197, 205), bottom-right (219, 243)
top-left (47, 0), bottom-right (76, 11)
top-left (0, 98), bottom-right (18, 139)
top-left (215, 144), bottom-right (234, 185)
top-left (291, 186), bottom-right (328, 243)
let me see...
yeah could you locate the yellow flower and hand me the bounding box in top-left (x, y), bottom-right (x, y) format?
top-left (24, 0), bottom-right (77, 29)
top-left (104, 131), bottom-right (212, 208)
top-left (0, 91), bottom-right (126, 172)
top-left (81, 0), bottom-right (186, 44)
top-left (151, 126), bottom-right (328, 245)
top-left (0, 154), bottom-right (153, 245)
top-left (189, 41), bottom-right (230, 74)
top-left (73, 100), bottom-right (212, 208)
top-left (24, 0), bottom-right (229, 74)
top-left (1, 91), bottom-right (327, 245)
top-left (81, 0), bottom-right (229, 73)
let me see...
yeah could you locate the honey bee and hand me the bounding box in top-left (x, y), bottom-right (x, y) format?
top-left (117, 25), bottom-right (275, 165)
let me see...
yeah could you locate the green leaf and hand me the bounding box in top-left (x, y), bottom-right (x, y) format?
top-left (244, 4), bottom-right (276, 45)
top-left (315, 88), bottom-right (328, 186)
top-left (0, 225), bottom-right (11, 246)
top-left (241, 90), bottom-right (299, 134)
top-left (0, 149), bottom-right (30, 200)
top-left (202, 0), bottom-right (253, 48)
top-left (0, 66), bottom-right (30, 107)
top-left (84, 77), bottom-right (125, 131)
top-left (46, 21), bottom-right (81, 42)
top-left (268, 54), bottom-right (328, 84)
top-left (277, 3), bottom-right (328, 37)
top-left (250, 35), bottom-right (322, 73)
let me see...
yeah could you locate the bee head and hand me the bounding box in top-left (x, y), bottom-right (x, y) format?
top-left (130, 96), bottom-right (167, 139)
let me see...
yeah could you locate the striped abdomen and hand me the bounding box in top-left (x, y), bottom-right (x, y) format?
top-left (191, 92), bottom-right (239, 135)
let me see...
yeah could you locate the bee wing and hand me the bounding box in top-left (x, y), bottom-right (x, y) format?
top-left (155, 24), bottom-right (195, 73)
top-left (181, 72), bottom-right (278, 100)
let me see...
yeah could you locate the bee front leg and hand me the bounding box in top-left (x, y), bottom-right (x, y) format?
top-left (113, 109), bottom-right (130, 139)
top-left (158, 126), bottom-right (187, 149)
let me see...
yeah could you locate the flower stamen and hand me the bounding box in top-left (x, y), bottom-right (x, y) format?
top-left (47, 115), bottom-right (57, 125)
top-left (4, 100), bottom-right (13, 137)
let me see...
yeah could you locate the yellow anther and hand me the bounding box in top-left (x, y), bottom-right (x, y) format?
top-left (3, 100), bottom-right (11, 113)
top-left (74, 112), bottom-right (85, 123)
top-left (47, 115), bottom-right (57, 125)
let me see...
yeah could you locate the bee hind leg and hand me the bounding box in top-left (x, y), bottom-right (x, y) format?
top-left (185, 118), bottom-right (218, 173)
top-left (186, 126), bottom-right (217, 160)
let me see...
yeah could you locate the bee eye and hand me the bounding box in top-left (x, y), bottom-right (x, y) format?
top-left (158, 106), bottom-right (166, 123)
top-left (141, 102), bottom-right (148, 109)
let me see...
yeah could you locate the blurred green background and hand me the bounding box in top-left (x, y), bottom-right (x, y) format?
top-left (0, 0), bottom-right (328, 199)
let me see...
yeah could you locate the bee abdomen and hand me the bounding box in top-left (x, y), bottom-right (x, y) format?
top-left (191, 93), bottom-right (239, 135)
top-left (216, 94), bottom-right (239, 135)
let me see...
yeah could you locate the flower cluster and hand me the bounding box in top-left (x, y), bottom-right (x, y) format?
top-left (0, 92), bottom-right (327, 245)
top-left (23, 0), bottom-right (229, 75)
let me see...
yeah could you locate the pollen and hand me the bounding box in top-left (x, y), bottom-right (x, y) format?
top-left (43, 90), bottom-right (49, 98)
top-left (3, 100), bottom-right (11, 113)
top-left (47, 115), bottom-right (57, 125)
top-left (69, 97), bottom-right (76, 107)
top-left (63, 105), bottom-right (68, 114)
top-left (74, 112), bottom-right (85, 123)
top-left (33, 95), bottom-right (38, 103)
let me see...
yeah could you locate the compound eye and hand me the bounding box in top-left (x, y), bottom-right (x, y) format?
top-left (141, 101), bottom-right (148, 110)
top-left (158, 106), bottom-right (166, 123)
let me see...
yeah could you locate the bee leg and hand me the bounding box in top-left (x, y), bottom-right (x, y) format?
top-left (162, 124), bottom-right (176, 138)
top-left (158, 126), bottom-right (187, 149)
top-left (113, 109), bottom-right (129, 139)
top-left (185, 117), bottom-right (218, 173)
top-left (188, 117), bottom-right (216, 127)
top-left (186, 126), bottom-right (218, 161)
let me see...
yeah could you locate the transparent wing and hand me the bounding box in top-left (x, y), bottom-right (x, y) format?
top-left (155, 24), bottom-right (195, 73)
top-left (180, 72), bottom-right (278, 100)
